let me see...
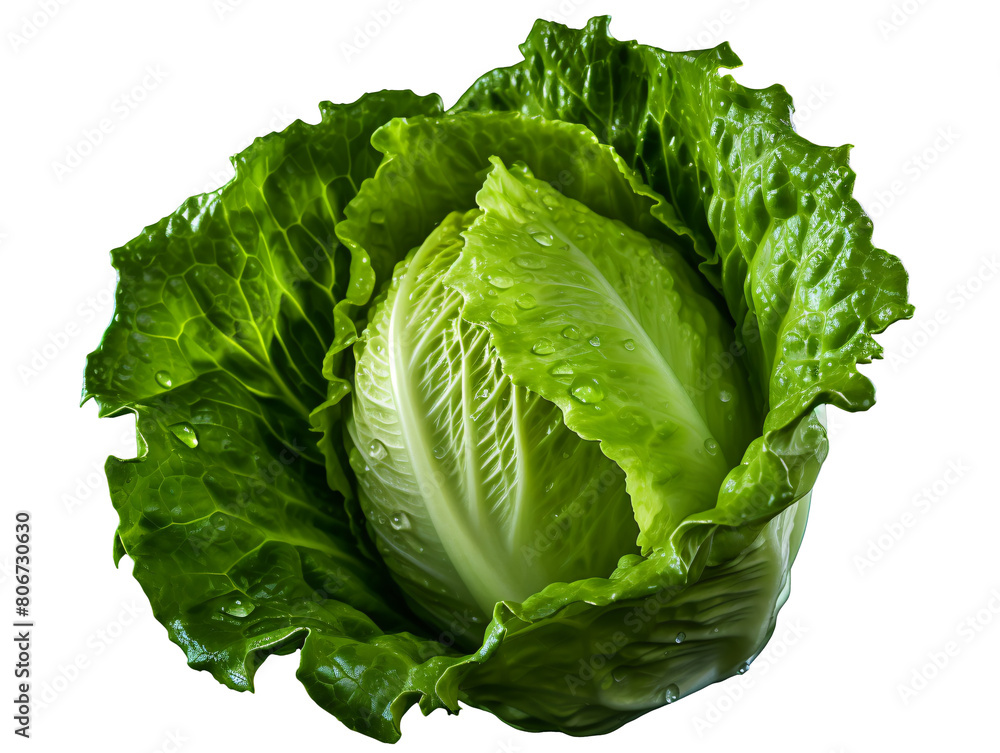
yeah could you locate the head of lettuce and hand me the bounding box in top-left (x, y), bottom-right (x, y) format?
top-left (83, 16), bottom-right (912, 742)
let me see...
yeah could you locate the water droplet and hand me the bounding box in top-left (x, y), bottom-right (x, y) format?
top-left (516, 293), bottom-right (537, 309)
top-left (390, 511), bottom-right (410, 531)
top-left (569, 376), bottom-right (604, 404)
top-left (737, 661), bottom-right (750, 675)
top-left (370, 210), bottom-right (386, 224)
top-left (562, 325), bottom-right (581, 340)
top-left (512, 254), bottom-right (546, 270)
top-left (656, 422), bottom-right (678, 440)
top-left (719, 389), bottom-right (732, 403)
top-left (675, 631), bottom-right (686, 644)
top-left (154, 370), bottom-right (173, 388)
top-left (487, 274), bottom-right (514, 289)
top-left (368, 439), bottom-right (387, 461)
top-left (623, 339), bottom-right (635, 351)
top-left (490, 305), bottom-right (517, 326)
top-left (432, 443), bottom-right (447, 459)
top-left (529, 229), bottom-right (554, 246)
top-left (588, 335), bottom-right (601, 347)
top-left (221, 597), bottom-right (255, 617)
top-left (169, 422), bottom-right (199, 448)
top-left (655, 464), bottom-right (681, 485)
top-left (664, 683), bottom-right (680, 704)
top-left (611, 667), bottom-right (629, 683)
top-left (704, 438), bottom-right (720, 456)
top-left (532, 338), bottom-right (555, 355)
top-left (549, 361), bottom-right (574, 377)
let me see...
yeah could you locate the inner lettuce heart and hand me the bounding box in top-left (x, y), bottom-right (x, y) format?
top-left (83, 16), bottom-right (912, 743)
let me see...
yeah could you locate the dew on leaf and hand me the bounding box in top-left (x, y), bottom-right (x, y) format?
top-left (529, 230), bottom-right (554, 246)
top-left (655, 422), bottom-right (678, 440)
top-left (532, 338), bottom-right (555, 355)
top-left (516, 293), bottom-right (537, 309)
top-left (512, 254), bottom-right (546, 270)
top-left (169, 422), bottom-right (199, 448)
top-left (487, 274), bottom-right (514, 289)
top-left (562, 325), bottom-right (581, 340)
top-left (220, 596), bottom-right (255, 618)
top-left (368, 439), bottom-right (388, 461)
top-left (490, 305), bottom-right (518, 326)
top-left (569, 376), bottom-right (604, 404)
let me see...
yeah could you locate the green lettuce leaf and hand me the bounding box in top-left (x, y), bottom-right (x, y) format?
top-left (336, 110), bottom-right (689, 294)
top-left (452, 16), bottom-right (912, 563)
top-left (82, 91), bottom-right (479, 743)
top-left (445, 157), bottom-right (759, 555)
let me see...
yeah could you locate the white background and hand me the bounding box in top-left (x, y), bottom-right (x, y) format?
top-left (2, 0), bottom-right (997, 750)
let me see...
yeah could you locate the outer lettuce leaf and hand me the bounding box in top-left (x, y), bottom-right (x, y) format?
top-left (443, 498), bottom-right (808, 733)
top-left (82, 91), bottom-right (477, 743)
top-left (451, 16), bottom-right (913, 563)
